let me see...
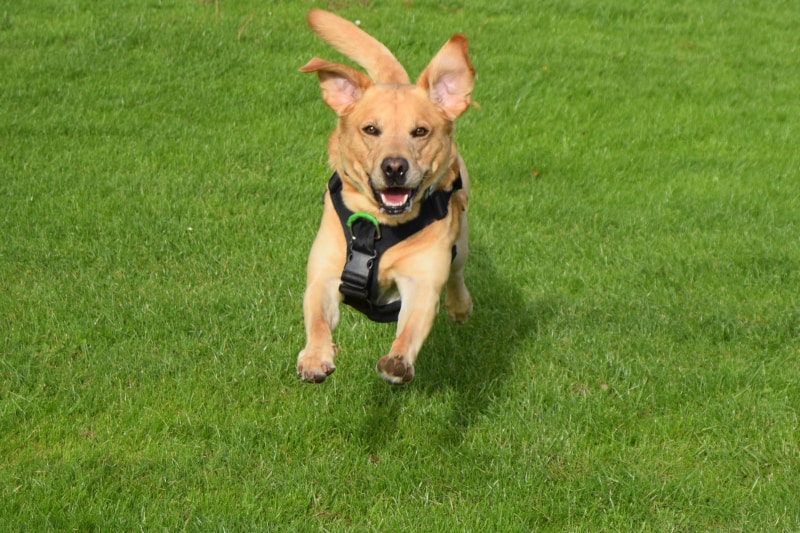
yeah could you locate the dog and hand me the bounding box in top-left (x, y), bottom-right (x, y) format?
top-left (296, 9), bottom-right (475, 384)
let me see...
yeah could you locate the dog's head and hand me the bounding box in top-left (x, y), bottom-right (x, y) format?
top-left (300, 10), bottom-right (474, 220)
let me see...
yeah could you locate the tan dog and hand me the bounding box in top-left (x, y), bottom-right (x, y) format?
top-left (296, 9), bottom-right (474, 384)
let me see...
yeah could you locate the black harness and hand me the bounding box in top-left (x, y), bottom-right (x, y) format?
top-left (327, 172), bottom-right (462, 323)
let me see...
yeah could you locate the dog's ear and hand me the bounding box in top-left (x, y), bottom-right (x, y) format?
top-left (306, 9), bottom-right (409, 85)
top-left (300, 58), bottom-right (373, 116)
top-left (417, 34), bottom-right (475, 120)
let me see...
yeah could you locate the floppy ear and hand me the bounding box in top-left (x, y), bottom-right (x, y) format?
top-left (306, 9), bottom-right (409, 85)
top-left (417, 34), bottom-right (475, 120)
top-left (300, 57), bottom-right (373, 116)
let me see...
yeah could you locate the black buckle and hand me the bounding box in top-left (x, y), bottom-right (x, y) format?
top-left (339, 212), bottom-right (381, 302)
top-left (339, 249), bottom-right (375, 299)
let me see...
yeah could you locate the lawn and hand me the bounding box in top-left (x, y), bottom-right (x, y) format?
top-left (2, 0), bottom-right (799, 530)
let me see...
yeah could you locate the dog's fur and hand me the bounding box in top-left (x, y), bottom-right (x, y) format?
top-left (297, 9), bottom-right (474, 384)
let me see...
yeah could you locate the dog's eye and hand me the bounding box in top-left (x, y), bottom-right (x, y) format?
top-left (362, 125), bottom-right (380, 136)
top-left (412, 127), bottom-right (429, 138)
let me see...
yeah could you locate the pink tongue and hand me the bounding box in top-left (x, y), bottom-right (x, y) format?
top-left (382, 188), bottom-right (410, 206)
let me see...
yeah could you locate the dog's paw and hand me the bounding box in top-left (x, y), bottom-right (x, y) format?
top-left (376, 354), bottom-right (415, 385)
top-left (297, 344), bottom-right (338, 383)
top-left (445, 292), bottom-right (473, 324)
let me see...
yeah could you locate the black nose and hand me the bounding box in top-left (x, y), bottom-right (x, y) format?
top-left (381, 157), bottom-right (409, 185)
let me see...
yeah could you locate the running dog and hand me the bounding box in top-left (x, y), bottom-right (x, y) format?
top-left (297, 9), bottom-right (475, 384)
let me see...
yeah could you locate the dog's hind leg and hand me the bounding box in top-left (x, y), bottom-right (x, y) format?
top-left (445, 166), bottom-right (473, 324)
top-left (445, 206), bottom-right (473, 324)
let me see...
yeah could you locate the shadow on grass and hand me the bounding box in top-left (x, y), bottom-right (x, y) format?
top-left (358, 243), bottom-right (560, 450)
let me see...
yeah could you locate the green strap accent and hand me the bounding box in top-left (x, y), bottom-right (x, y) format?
top-left (346, 212), bottom-right (381, 239)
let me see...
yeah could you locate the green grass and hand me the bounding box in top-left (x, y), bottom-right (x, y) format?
top-left (2, 0), bottom-right (799, 530)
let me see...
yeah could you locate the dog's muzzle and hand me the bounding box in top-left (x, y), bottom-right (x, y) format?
top-left (371, 157), bottom-right (419, 215)
top-left (371, 182), bottom-right (419, 215)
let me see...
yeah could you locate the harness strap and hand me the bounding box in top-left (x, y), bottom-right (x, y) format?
top-left (328, 172), bottom-right (462, 323)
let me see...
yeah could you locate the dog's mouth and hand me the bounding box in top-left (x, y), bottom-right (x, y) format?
top-left (371, 183), bottom-right (419, 216)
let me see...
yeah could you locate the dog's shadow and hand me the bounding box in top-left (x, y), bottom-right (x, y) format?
top-left (358, 243), bottom-right (559, 450)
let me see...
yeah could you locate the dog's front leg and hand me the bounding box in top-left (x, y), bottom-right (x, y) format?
top-left (376, 274), bottom-right (444, 384)
top-left (297, 276), bottom-right (341, 383)
top-left (297, 204), bottom-right (345, 384)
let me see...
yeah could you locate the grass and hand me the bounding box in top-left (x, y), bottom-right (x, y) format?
top-left (2, 0), bottom-right (799, 530)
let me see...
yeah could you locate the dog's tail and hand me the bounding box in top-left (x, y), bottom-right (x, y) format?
top-left (307, 9), bottom-right (410, 85)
